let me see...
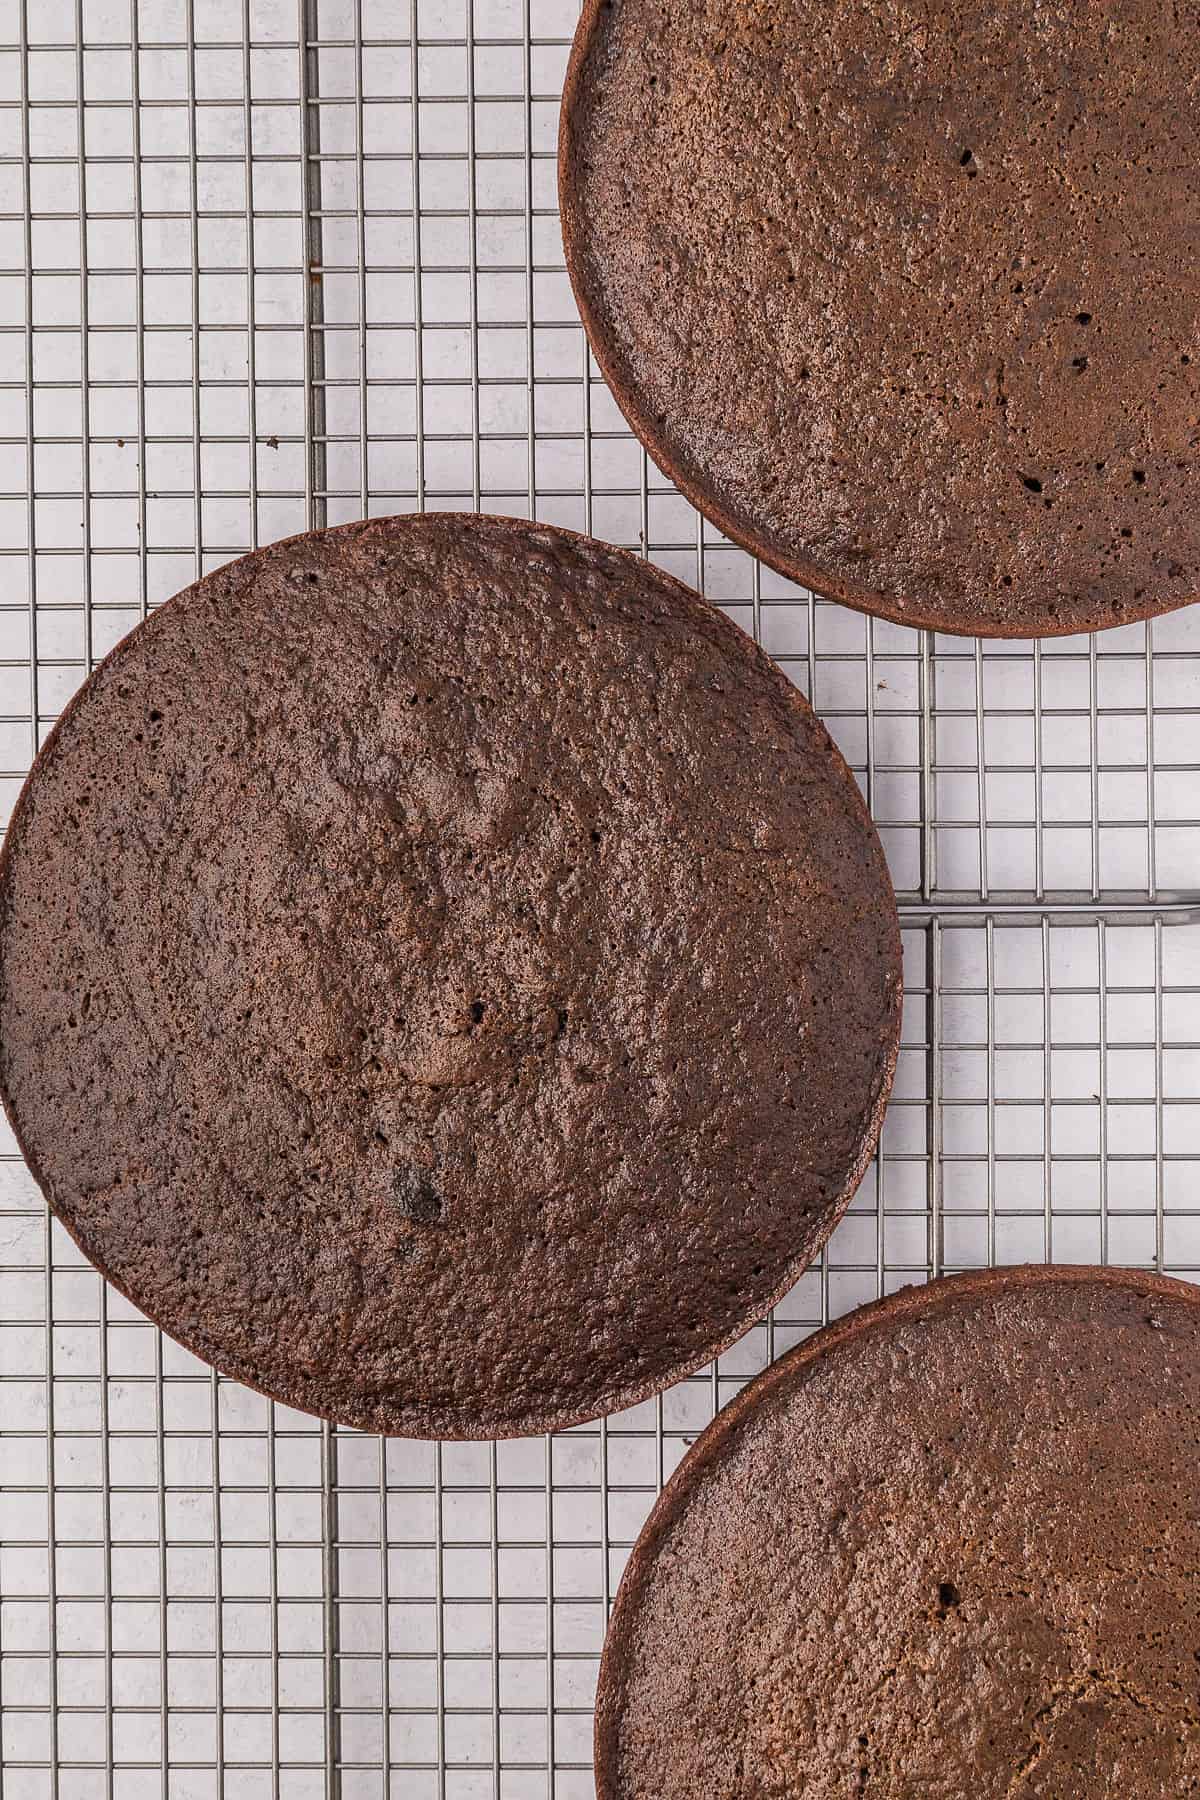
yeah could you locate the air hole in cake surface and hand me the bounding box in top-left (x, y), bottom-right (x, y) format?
top-left (393, 1163), bottom-right (442, 1224)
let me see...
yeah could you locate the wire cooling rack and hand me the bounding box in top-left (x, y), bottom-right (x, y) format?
top-left (2, 3), bottom-right (1200, 1796)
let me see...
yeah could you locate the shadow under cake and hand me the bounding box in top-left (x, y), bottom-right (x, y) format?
top-left (0, 513), bottom-right (901, 1438)
top-left (596, 1263), bottom-right (1200, 1796)
top-left (560, 0), bottom-right (1200, 638)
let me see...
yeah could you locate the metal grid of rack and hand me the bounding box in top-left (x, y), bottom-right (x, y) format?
top-left (1, 2), bottom-right (1198, 1796)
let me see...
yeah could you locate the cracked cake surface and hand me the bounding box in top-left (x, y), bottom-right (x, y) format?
top-left (561, 0), bottom-right (1200, 636)
top-left (0, 512), bottom-right (900, 1437)
top-left (596, 1265), bottom-right (1200, 1796)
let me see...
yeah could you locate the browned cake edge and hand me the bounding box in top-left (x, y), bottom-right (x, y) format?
top-left (0, 510), bottom-right (902, 1438)
top-left (557, 1), bottom-right (1200, 642)
top-left (593, 1261), bottom-right (1200, 1793)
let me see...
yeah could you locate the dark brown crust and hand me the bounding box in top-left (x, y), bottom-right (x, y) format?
top-left (559, 0), bottom-right (1200, 640)
top-left (0, 511), bottom-right (901, 1439)
top-left (595, 1263), bottom-right (1200, 1796)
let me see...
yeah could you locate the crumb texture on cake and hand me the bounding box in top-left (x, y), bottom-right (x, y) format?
top-left (597, 1269), bottom-right (1200, 1796)
top-left (0, 513), bottom-right (900, 1437)
top-left (562, 0), bottom-right (1200, 635)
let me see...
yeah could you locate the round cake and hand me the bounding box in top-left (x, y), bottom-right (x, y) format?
top-left (597, 1265), bottom-right (1200, 1795)
top-left (0, 513), bottom-right (901, 1438)
top-left (560, 0), bottom-right (1200, 638)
